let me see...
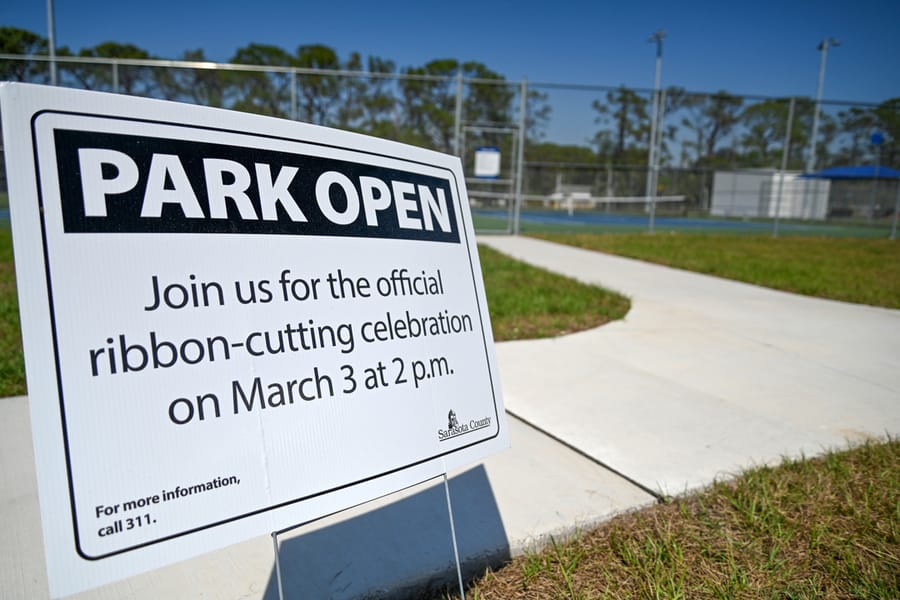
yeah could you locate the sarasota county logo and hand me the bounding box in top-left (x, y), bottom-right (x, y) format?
top-left (438, 408), bottom-right (492, 442)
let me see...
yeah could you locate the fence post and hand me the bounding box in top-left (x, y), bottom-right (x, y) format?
top-left (453, 71), bottom-right (463, 156)
top-left (773, 97), bottom-right (796, 238)
top-left (890, 180), bottom-right (900, 240)
top-left (290, 70), bottom-right (297, 121)
top-left (648, 89), bottom-right (667, 234)
top-left (112, 60), bottom-right (119, 94)
top-left (646, 101), bottom-right (658, 228)
top-left (513, 79), bottom-right (527, 235)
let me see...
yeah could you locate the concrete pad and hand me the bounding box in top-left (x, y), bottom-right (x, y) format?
top-left (0, 396), bottom-right (47, 598)
top-left (480, 235), bottom-right (900, 495)
top-left (0, 395), bottom-right (652, 599)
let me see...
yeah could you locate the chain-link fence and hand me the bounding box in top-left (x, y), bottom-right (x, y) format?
top-left (2, 53), bottom-right (898, 237)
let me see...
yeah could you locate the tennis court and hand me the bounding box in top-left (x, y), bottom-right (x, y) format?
top-left (473, 208), bottom-right (894, 238)
top-left (2, 207), bottom-right (890, 239)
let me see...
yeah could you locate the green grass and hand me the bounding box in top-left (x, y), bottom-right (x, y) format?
top-left (478, 244), bottom-right (630, 340)
top-left (0, 233), bottom-right (629, 397)
top-left (0, 228), bottom-right (23, 397)
top-left (437, 439), bottom-right (900, 599)
top-left (531, 232), bottom-right (900, 309)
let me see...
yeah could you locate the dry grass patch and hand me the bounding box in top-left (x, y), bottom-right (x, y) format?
top-left (437, 439), bottom-right (900, 599)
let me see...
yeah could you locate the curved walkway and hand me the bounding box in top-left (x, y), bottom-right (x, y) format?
top-left (482, 235), bottom-right (900, 495)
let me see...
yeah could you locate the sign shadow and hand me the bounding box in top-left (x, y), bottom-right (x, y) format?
top-left (263, 465), bottom-right (509, 599)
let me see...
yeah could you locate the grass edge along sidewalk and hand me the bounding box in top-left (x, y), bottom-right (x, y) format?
top-left (531, 232), bottom-right (900, 310)
top-left (0, 227), bottom-right (22, 397)
top-left (437, 437), bottom-right (900, 600)
top-left (0, 229), bottom-right (630, 397)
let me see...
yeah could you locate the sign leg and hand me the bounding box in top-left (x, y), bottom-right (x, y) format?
top-left (272, 531), bottom-right (285, 600)
top-left (443, 472), bottom-right (466, 600)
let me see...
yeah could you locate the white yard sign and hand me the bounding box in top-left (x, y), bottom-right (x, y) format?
top-left (0, 83), bottom-right (507, 597)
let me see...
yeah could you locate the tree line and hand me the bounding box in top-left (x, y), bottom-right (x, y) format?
top-left (2, 25), bottom-right (897, 174)
top-left (0, 26), bottom-right (540, 156)
top-left (589, 86), bottom-right (898, 171)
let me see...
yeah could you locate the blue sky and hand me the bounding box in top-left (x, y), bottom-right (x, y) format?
top-left (4, 0), bottom-right (900, 145)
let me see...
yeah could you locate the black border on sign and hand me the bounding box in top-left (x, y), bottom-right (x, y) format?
top-left (29, 109), bottom-right (502, 561)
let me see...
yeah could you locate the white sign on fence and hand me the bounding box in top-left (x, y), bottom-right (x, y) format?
top-left (474, 146), bottom-right (501, 178)
top-left (0, 82), bottom-right (507, 598)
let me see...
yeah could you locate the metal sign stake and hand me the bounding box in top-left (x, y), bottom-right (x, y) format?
top-left (272, 532), bottom-right (286, 600)
top-left (443, 472), bottom-right (466, 600)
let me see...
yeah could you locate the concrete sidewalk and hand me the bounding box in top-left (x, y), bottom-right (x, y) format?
top-left (482, 235), bottom-right (900, 495)
top-left (3, 235), bottom-right (899, 598)
top-left (0, 396), bottom-right (653, 599)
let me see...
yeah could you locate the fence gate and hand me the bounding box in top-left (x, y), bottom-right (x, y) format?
top-left (460, 124), bottom-right (521, 234)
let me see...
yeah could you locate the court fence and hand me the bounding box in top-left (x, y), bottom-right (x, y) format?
top-left (1, 53), bottom-right (898, 238)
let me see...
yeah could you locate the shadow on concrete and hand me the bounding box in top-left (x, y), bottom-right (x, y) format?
top-left (263, 465), bottom-right (509, 599)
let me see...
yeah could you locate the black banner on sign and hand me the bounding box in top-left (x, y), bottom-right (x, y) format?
top-left (53, 130), bottom-right (460, 243)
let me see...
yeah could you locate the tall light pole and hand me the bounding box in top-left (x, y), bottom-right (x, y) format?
top-left (47, 0), bottom-right (57, 85)
top-left (806, 38), bottom-right (839, 173)
top-left (646, 29), bottom-right (665, 233)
